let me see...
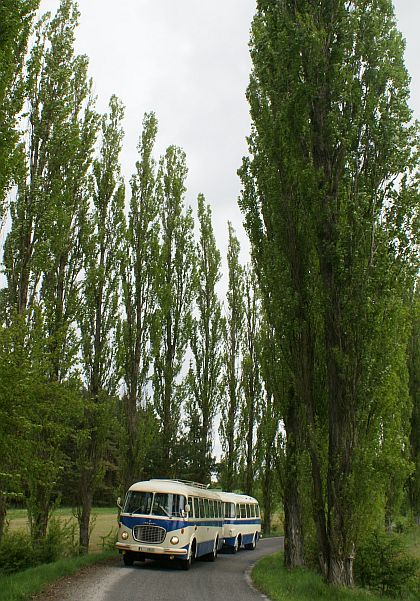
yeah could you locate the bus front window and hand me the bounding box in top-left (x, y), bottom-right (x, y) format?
top-left (124, 491), bottom-right (153, 515)
top-left (152, 493), bottom-right (186, 517)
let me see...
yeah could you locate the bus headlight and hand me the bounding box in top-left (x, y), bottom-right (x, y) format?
top-left (170, 536), bottom-right (179, 545)
top-left (121, 531), bottom-right (129, 540)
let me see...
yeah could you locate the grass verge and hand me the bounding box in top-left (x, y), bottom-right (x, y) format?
top-left (251, 551), bottom-right (416, 601)
top-left (0, 551), bottom-right (115, 601)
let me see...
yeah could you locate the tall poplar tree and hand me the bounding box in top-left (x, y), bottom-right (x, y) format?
top-left (75, 95), bottom-right (125, 552)
top-left (186, 194), bottom-right (223, 483)
top-left (241, 0), bottom-right (418, 586)
top-left (408, 284), bottom-right (420, 524)
top-left (219, 223), bottom-right (244, 491)
top-left (0, 0), bottom-right (39, 217)
top-left (119, 112), bottom-right (159, 490)
top-left (3, 0), bottom-right (98, 543)
top-left (240, 266), bottom-right (261, 495)
top-left (152, 146), bottom-right (195, 476)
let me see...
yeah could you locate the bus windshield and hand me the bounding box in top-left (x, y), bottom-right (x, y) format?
top-left (123, 491), bottom-right (186, 517)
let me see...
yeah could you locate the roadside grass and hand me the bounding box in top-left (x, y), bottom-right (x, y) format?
top-left (0, 551), bottom-right (115, 601)
top-left (7, 508), bottom-right (118, 553)
top-left (252, 552), bottom-right (418, 601)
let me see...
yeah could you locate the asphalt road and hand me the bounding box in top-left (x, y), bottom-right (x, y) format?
top-left (44, 537), bottom-right (283, 601)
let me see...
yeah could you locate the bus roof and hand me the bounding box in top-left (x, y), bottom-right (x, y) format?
top-left (215, 490), bottom-right (259, 504)
top-left (128, 479), bottom-right (222, 499)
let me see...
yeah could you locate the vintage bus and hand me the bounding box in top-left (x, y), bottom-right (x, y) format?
top-left (218, 491), bottom-right (261, 553)
top-left (116, 479), bottom-right (224, 569)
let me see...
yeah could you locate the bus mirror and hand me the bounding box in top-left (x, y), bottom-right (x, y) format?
top-left (184, 503), bottom-right (191, 513)
top-left (117, 496), bottom-right (122, 510)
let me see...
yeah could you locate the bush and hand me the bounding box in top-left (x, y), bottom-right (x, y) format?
top-left (35, 518), bottom-right (78, 564)
top-left (0, 518), bottom-right (79, 575)
top-left (0, 532), bottom-right (34, 575)
top-left (355, 530), bottom-right (419, 597)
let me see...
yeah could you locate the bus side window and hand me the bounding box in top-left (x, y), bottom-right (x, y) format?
top-left (246, 504), bottom-right (250, 518)
top-left (209, 499), bottom-right (215, 518)
top-left (240, 504), bottom-right (246, 518)
top-left (250, 504), bottom-right (256, 518)
top-left (188, 497), bottom-right (193, 517)
top-left (194, 497), bottom-right (200, 519)
top-left (256, 505), bottom-right (260, 517)
top-left (203, 498), bottom-right (210, 518)
top-left (219, 501), bottom-right (222, 518)
top-left (199, 498), bottom-right (205, 519)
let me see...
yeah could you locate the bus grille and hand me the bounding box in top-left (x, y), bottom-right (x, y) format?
top-left (132, 525), bottom-right (166, 544)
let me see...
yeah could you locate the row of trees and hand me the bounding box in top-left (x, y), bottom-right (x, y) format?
top-left (0, 0), bottom-right (418, 592)
top-left (0, 0), bottom-right (277, 555)
top-left (239, 0), bottom-right (419, 587)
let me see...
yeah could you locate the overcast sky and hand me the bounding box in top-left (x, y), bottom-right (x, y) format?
top-left (37, 0), bottom-right (420, 266)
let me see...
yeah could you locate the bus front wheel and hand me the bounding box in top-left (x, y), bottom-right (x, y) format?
top-left (123, 553), bottom-right (134, 566)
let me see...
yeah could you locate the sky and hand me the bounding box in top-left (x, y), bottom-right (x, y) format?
top-left (35, 0), bottom-right (420, 269)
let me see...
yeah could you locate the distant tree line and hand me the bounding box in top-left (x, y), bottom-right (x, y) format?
top-left (0, 0), bottom-right (418, 592)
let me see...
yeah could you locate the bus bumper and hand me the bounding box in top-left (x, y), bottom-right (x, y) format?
top-left (116, 542), bottom-right (188, 556)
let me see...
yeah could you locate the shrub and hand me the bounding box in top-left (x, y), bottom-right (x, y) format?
top-left (35, 518), bottom-right (78, 564)
top-left (0, 518), bottom-right (79, 575)
top-left (355, 530), bottom-right (419, 597)
top-left (0, 532), bottom-right (34, 575)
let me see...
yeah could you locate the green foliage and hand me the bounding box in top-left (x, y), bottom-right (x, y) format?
top-left (0, 0), bottom-right (39, 214)
top-left (118, 111), bottom-right (160, 488)
top-left (0, 518), bottom-right (77, 575)
top-left (241, 0), bottom-right (419, 582)
top-left (355, 531), bottom-right (419, 597)
top-left (185, 194), bottom-right (223, 483)
top-left (219, 223), bottom-right (244, 491)
top-left (0, 533), bottom-right (34, 576)
top-left (152, 144), bottom-right (195, 475)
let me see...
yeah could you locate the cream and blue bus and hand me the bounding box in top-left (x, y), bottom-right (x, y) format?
top-left (116, 479), bottom-right (224, 570)
top-left (219, 491), bottom-right (261, 553)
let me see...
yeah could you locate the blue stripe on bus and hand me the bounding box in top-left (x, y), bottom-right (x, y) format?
top-left (120, 515), bottom-right (224, 531)
top-left (224, 519), bottom-right (261, 525)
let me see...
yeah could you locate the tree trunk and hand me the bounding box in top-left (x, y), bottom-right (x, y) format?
top-left (79, 489), bottom-right (93, 553)
top-left (283, 480), bottom-right (305, 568)
top-left (0, 493), bottom-right (6, 542)
top-left (283, 389), bottom-right (305, 568)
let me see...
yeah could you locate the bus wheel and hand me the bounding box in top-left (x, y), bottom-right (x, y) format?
top-left (123, 553), bottom-right (134, 566)
top-left (181, 555), bottom-right (192, 570)
top-left (207, 538), bottom-right (218, 562)
top-left (181, 540), bottom-right (195, 570)
top-left (245, 533), bottom-right (257, 550)
top-left (231, 536), bottom-right (239, 554)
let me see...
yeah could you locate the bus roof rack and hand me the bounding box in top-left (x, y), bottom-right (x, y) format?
top-left (152, 478), bottom-right (210, 490)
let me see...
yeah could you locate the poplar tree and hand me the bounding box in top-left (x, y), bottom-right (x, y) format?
top-left (2, 0), bottom-right (98, 543)
top-left (256, 322), bottom-right (283, 534)
top-left (408, 284), bottom-right (420, 524)
top-left (0, 0), bottom-right (39, 217)
top-left (152, 146), bottom-right (195, 476)
top-left (75, 95), bottom-right (125, 552)
top-left (240, 266), bottom-right (261, 496)
top-left (185, 194), bottom-right (223, 483)
top-left (119, 112), bottom-right (159, 490)
top-left (241, 0), bottom-right (418, 586)
top-left (219, 223), bottom-right (244, 491)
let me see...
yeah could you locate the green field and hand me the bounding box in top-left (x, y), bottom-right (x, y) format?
top-left (7, 508), bottom-right (118, 553)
